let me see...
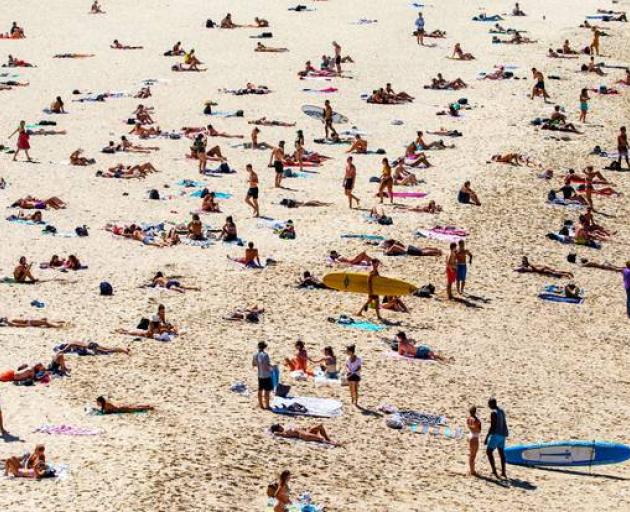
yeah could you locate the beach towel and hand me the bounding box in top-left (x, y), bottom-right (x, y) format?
top-left (271, 396), bottom-right (342, 418)
top-left (190, 190), bottom-right (231, 199)
top-left (395, 410), bottom-right (446, 426)
top-left (33, 424), bottom-right (103, 436)
top-left (181, 236), bottom-right (213, 248)
top-left (176, 179), bottom-right (206, 188)
top-left (329, 316), bottom-right (385, 332)
top-left (341, 234), bottom-right (385, 241)
top-left (546, 198), bottom-right (586, 209)
top-left (6, 217), bottom-right (45, 226)
top-left (415, 229), bottom-right (465, 243)
top-left (302, 87), bottom-right (339, 94)
top-left (538, 293), bottom-right (584, 304)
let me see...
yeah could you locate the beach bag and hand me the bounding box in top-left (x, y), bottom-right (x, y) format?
top-left (75, 225), bottom-right (89, 236)
top-left (126, 118), bottom-right (136, 125)
top-left (205, 19), bottom-right (215, 28)
top-left (377, 216), bottom-right (393, 225)
top-left (234, 110), bottom-right (244, 117)
top-left (607, 160), bottom-right (621, 170)
top-left (43, 225), bottom-right (57, 234)
top-left (275, 383), bottom-right (291, 398)
top-left (219, 162), bottom-right (230, 173)
top-left (245, 312), bottom-right (259, 323)
top-left (148, 189), bottom-right (160, 200)
top-left (415, 283), bottom-right (435, 298)
top-left (99, 281), bottom-right (113, 296)
top-left (547, 190), bottom-right (557, 201)
top-left (260, 32), bottom-right (272, 38)
top-left (137, 318), bottom-right (150, 330)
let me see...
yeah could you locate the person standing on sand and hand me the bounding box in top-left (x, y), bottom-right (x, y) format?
top-left (446, 243), bottom-right (457, 300)
top-left (9, 120), bottom-right (32, 162)
top-left (0, 397), bottom-right (8, 437)
top-left (617, 126), bottom-right (629, 169)
top-left (269, 141), bottom-right (285, 188)
top-left (579, 88), bottom-right (590, 123)
top-left (245, 163), bottom-right (260, 217)
top-left (415, 12), bottom-right (425, 46)
top-left (357, 258), bottom-right (382, 320)
top-left (269, 470), bottom-right (291, 512)
top-left (467, 406), bottom-right (482, 476)
top-left (345, 344), bottom-right (362, 406)
top-left (455, 240), bottom-right (473, 295)
top-left (324, 100), bottom-right (334, 139)
top-left (485, 398), bottom-right (509, 480)
top-left (343, 156), bottom-right (360, 208)
top-left (623, 261), bottom-right (630, 318)
top-left (332, 41), bottom-right (342, 74)
top-left (253, 342), bottom-right (273, 409)
top-left (590, 27), bottom-right (601, 56)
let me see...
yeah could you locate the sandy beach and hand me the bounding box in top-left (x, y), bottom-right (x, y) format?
top-left (0, 0), bottom-right (629, 510)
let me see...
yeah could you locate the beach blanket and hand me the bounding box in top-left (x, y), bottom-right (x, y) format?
top-left (271, 396), bottom-right (342, 418)
top-left (538, 284), bottom-right (584, 304)
top-left (415, 228), bottom-right (466, 243)
top-left (341, 234), bottom-right (385, 241)
top-left (328, 316), bottom-right (385, 332)
top-left (6, 216), bottom-right (45, 226)
top-left (33, 424), bottom-right (103, 436)
top-left (396, 410), bottom-right (446, 426)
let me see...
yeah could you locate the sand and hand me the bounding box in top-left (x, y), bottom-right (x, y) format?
top-left (0, 0), bottom-right (629, 510)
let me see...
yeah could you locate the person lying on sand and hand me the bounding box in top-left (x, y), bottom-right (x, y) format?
top-left (255, 42), bottom-right (288, 52)
top-left (385, 83), bottom-right (414, 101)
top-left (11, 196), bottom-right (66, 210)
top-left (204, 124), bottom-right (243, 139)
top-left (224, 306), bottom-right (264, 323)
top-left (149, 272), bottom-right (200, 293)
top-left (248, 117), bottom-right (295, 127)
top-left (567, 254), bottom-right (625, 272)
top-left (270, 423), bottom-right (342, 446)
top-left (0, 317), bottom-right (66, 328)
top-left (394, 200), bottom-right (442, 213)
top-left (415, 130), bottom-right (453, 150)
top-left (120, 136), bottom-right (159, 153)
top-left (69, 149), bottom-right (95, 166)
top-left (492, 32), bottom-right (537, 44)
top-left (56, 341), bottom-right (129, 355)
top-left (514, 256), bottom-right (574, 278)
top-left (53, 53), bottom-right (94, 58)
top-left (97, 162), bottom-right (157, 179)
top-left (279, 198), bottom-right (331, 208)
top-left (328, 250), bottom-right (373, 265)
top-left (366, 88), bottom-right (409, 105)
top-left (548, 48), bottom-right (578, 59)
top-left (490, 153), bottom-right (536, 166)
top-left (452, 43), bottom-right (475, 60)
top-left (426, 73), bottom-right (467, 90)
top-left (96, 396), bottom-right (154, 414)
top-left (380, 239), bottom-right (442, 257)
top-left (7, 210), bottom-right (44, 223)
top-left (129, 123), bottom-right (161, 138)
top-left (172, 62), bottom-right (206, 72)
top-left (111, 39), bottom-right (143, 50)
top-left (297, 271), bottom-right (329, 289)
top-left (394, 331), bottom-right (454, 363)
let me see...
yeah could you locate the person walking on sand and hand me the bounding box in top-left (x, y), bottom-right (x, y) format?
top-left (590, 27), bottom-right (601, 57)
top-left (377, 157), bottom-right (394, 204)
top-left (253, 341), bottom-right (273, 409)
top-left (269, 141), bottom-right (285, 188)
top-left (245, 163), bottom-right (260, 217)
top-left (455, 240), bottom-right (473, 295)
top-left (9, 120), bottom-right (32, 162)
top-left (324, 100), bottom-right (334, 139)
top-left (357, 258), bottom-right (383, 320)
top-left (345, 344), bottom-right (362, 406)
top-left (579, 88), bottom-right (590, 123)
top-left (343, 156), bottom-right (360, 208)
top-left (617, 126), bottom-right (629, 170)
top-left (415, 12), bottom-right (425, 46)
top-left (467, 406), bottom-right (482, 476)
top-left (485, 398), bottom-right (509, 480)
top-left (446, 242), bottom-right (457, 300)
top-left (623, 261), bottom-right (630, 318)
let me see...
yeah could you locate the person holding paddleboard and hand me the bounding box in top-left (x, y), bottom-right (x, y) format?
top-left (485, 398), bottom-right (509, 479)
top-left (357, 259), bottom-right (383, 321)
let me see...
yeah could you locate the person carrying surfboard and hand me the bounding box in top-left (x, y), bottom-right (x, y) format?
top-left (485, 398), bottom-right (509, 480)
top-left (356, 259), bottom-right (383, 321)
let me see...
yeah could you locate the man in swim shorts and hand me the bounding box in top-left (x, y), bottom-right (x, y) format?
top-left (343, 156), bottom-right (360, 208)
top-left (324, 100), bottom-right (334, 139)
top-left (252, 341), bottom-right (273, 409)
top-left (446, 242), bottom-right (457, 299)
top-left (332, 41), bottom-right (342, 74)
top-left (455, 240), bottom-right (473, 295)
top-left (485, 398), bottom-right (509, 479)
top-left (618, 126), bottom-right (629, 169)
top-left (415, 12), bottom-right (425, 46)
top-left (269, 141), bottom-right (285, 188)
top-left (245, 163), bottom-right (260, 217)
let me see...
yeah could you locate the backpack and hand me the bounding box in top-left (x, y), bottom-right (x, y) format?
top-left (219, 162), bottom-right (230, 173)
top-left (547, 190), bottom-right (557, 201)
top-left (148, 189), bottom-right (160, 200)
top-left (99, 281), bottom-right (113, 296)
top-left (260, 32), bottom-right (272, 38)
top-left (75, 225), bottom-right (89, 237)
top-left (205, 19), bottom-right (215, 28)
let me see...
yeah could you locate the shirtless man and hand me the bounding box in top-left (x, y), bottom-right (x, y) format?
top-left (90, 1), bottom-right (105, 14)
top-left (270, 423), bottom-right (341, 446)
top-left (343, 156), bottom-right (360, 208)
top-left (515, 256), bottom-right (573, 278)
top-left (357, 259), bottom-right (383, 321)
top-left (446, 243), bottom-right (457, 300)
top-left (618, 126), bottom-right (629, 169)
top-left (567, 254), bottom-right (624, 272)
top-left (590, 27), bottom-right (602, 56)
top-left (415, 131), bottom-right (449, 149)
top-left (269, 141), bottom-right (285, 188)
top-left (249, 127), bottom-right (271, 149)
top-left (237, 242), bottom-right (262, 268)
top-left (14, 256), bottom-right (37, 283)
top-left (455, 240), bottom-right (473, 294)
top-left (530, 68), bottom-right (550, 102)
top-left (245, 164), bottom-right (260, 217)
top-left (248, 117), bottom-right (295, 127)
top-left (324, 100), bottom-right (334, 139)
top-left (347, 134), bottom-right (368, 154)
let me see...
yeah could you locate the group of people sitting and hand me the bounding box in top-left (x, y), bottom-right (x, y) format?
top-left (425, 73), bottom-right (467, 90)
top-left (366, 84), bottom-right (414, 104)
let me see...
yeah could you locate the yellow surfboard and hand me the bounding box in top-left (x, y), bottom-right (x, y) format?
top-left (323, 272), bottom-right (417, 297)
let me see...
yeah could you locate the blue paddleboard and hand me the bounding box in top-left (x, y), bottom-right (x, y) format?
top-left (505, 440), bottom-right (630, 467)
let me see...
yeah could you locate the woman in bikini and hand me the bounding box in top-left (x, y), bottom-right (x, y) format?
top-left (219, 216), bottom-right (238, 242)
top-left (452, 43), bottom-right (475, 60)
top-left (378, 158), bottom-right (394, 204)
top-left (187, 213), bottom-right (206, 240)
top-left (272, 470), bottom-right (292, 512)
top-left (96, 396), bottom-right (154, 414)
top-left (13, 256), bottom-right (37, 283)
top-left (201, 192), bottom-right (221, 213)
top-left (0, 318), bottom-right (66, 328)
top-left (467, 406), bottom-right (482, 476)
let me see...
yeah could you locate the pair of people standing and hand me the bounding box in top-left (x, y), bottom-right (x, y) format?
top-left (467, 399), bottom-right (509, 479)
